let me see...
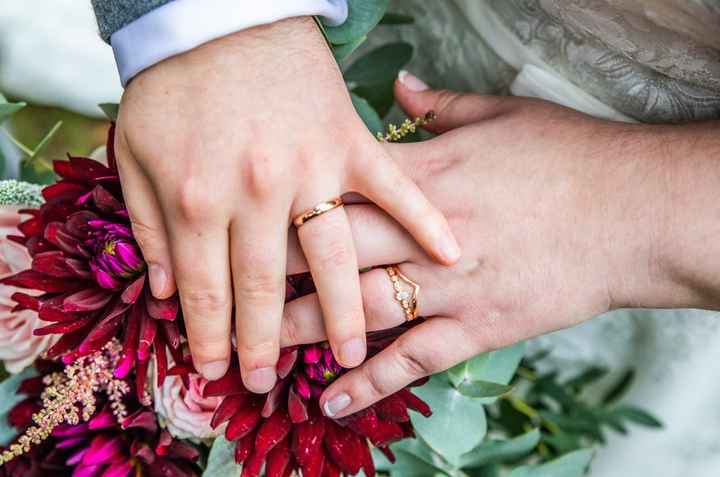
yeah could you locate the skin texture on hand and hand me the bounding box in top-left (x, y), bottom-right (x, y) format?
top-left (279, 73), bottom-right (720, 418)
top-left (114, 19), bottom-right (459, 393)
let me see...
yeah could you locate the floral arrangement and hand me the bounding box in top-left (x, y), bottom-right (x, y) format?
top-left (0, 3), bottom-right (662, 477)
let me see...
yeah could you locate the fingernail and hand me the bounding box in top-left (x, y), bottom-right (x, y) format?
top-left (340, 338), bottom-right (366, 367)
top-left (323, 393), bottom-right (352, 417)
top-left (439, 233), bottom-right (461, 263)
top-left (148, 264), bottom-right (167, 298)
top-left (246, 367), bottom-right (276, 393)
top-left (398, 70), bottom-right (429, 92)
top-left (199, 360), bottom-right (227, 381)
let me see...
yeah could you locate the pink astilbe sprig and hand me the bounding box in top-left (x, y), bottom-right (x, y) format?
top-left (0, 339), bottom-right (130, 466)
top-left (0, 126), bottom-right (185, 398)
top-left (1, 354), bottom-right (201, 477)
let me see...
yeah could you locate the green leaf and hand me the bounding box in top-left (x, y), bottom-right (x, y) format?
top-left (609, 406), bottom-right (663, 428)
top-left (0, 93), bottom-right (26, 125)
top-left (203, 436), bottom-right (241, 477)
top-left (99, 103), bottom-right (120, 121)
top-left (0, 367), bottom-right (37, 446)
top-left (507, 449), bottom-right (594, 477)
top-left (565, 367), bottom-right (608, 390)
top-left (411, 374), bottom-right (487, 465)
top-left (449, 343), bottom-right (525, 389)
top-left (601, 369), bottom-right (635, 404)
top-left (29, 120), bottom-right (62, 161)
top-left (333, 35), bottom-right (367, 61)
top-left (350, 93), bottom-right (383, 134)
top-left (380, 12), bottom-right (415, 25)
top-left (457, 380), bottom-right (513, 399)
top-left (373, 447), bottom-right (446, 477)
top-left (323, 0), bottom-right (390, 45)
top-left (460, 429), bottom-right (541, 468)
top-left (344, 42), bottom-right (413, 87)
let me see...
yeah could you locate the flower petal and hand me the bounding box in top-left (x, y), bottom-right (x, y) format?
top-left (225, 399), bottom-right (262, 441)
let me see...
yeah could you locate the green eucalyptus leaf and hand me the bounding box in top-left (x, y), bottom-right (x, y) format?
top-left (373, 447), bottom-right (447, 477)
top-left (333, 35), bottom-right (367, 61)
top-left (609, 406), bottom-right (663, 428)
top-left (507, 449), bottom-right (594, 477)
top-left (99, 103), bottom-right (120, 121)
top-left (351, 83), bottom-right (395, 117)
top-left (0, 367), bottom-right (37, 446)
top-left (0, 94), bottom-right (26, 125)
top-left (344, 42), bottom-right (413, 87)
top-left (411, 374), bottom-right (487, 465)
top-left (350, 93), bottom-right (383, 134)
top-left (460, 429), bottom-right (541, 469)
top-left (380, 12), bottom-right (415, 25)
top-left (539, 410), bottom-right (605, 442)
top-left (203, 436), bottom-right (241, 477)
top-left (29, 120), bottom-right (62, 161)
top-left (457, 380), bottom-right (513, 399)
top-left (323, 0), bottom-right (390, 45)
top-left (449, 343), bottom-right (525, 389)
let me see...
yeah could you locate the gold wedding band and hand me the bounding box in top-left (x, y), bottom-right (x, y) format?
top-left (386, 266), bottom-right (420, 322)
top-left (293, 197), bottom-right (344, 227)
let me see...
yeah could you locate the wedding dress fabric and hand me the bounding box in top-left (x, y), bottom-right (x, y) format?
top-left (371, 1), bottom-right (720, 475)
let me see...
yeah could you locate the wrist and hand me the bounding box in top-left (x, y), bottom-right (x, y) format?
top-left (603, 122), bottom-right (720, 311)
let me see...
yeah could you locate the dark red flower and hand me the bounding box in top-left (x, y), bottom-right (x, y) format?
top-left (205, 336), bottom-right (431, 477)
top-left (0, 126), bottom-right (185, 399)
top-left (1, 371), bottom-right (201, 477)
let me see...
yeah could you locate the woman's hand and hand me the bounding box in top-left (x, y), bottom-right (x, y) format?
top-left (281, 75), bottom-right (715, 418)
top-left (114, 20), bottom-right (459, 392)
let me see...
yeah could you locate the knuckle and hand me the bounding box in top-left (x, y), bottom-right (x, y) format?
top-left (176, 180), bottom-right (212, 222)
top-left (394, 340), bottom-right (433, 378)
top-left (240, 153), bottom-right (285, 199)
top-left (362, 364), bottom-right (392, 398)
top-left (235, 271), bottom-right (283, 304)
top-left (314, 240), bottom-right (354, 271)
top-left (237, 340), bottom-right (278, 367)
top-left (181, 288), bottom-right (230, 314)
top-left (129, 219), bottom-right (160, 254)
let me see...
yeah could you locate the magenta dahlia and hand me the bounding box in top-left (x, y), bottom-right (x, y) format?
top-left (0, 127), bottom-right (184, 398)
top-left (205, 337), bottom-right (431, 477)
top-left (2, 361), bottom-right (201, 477)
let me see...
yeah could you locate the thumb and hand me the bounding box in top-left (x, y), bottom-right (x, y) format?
top-left (395, 70), bottom-right (510, 133)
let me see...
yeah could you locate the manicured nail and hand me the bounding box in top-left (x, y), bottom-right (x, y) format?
top-left (199, 360), bottom-right (228, 381)
top-left (398, 70), bottom-right (429, 92)
top-left (439, 233), bottom-right (461, 263)
top-left (340, 338), bottom-right (366, 367)
top-left (246, 367), bottom-right (276, 393)
top-left (148, 263), bottom-right (167, 298)
top-left (323, 393), bottom-right (352, 417)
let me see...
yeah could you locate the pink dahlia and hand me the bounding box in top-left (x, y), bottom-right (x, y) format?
top-left (3, 366), bottom-right (201, 477)
top-left (205, 336), bottom-right (431, 477)
top-left (0, 206), bottom-right (59, 373)
top-left (0, 127), bottom-right (184, 398)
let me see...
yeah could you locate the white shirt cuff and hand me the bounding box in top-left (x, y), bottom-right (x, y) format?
top-left (111, 0), bottom-right (348, 86)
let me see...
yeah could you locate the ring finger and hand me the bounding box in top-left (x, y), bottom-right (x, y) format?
top-left (294, 193), bottom-right (366, 368)
top-left (281, 264), bottom-right (447, 347)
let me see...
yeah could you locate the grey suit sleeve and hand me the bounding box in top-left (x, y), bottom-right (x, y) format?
top-left (91, 0), bottom-right (173, 43)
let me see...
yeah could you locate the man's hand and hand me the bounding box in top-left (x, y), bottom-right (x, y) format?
top-left (114, 19), bottom-right (459, 392)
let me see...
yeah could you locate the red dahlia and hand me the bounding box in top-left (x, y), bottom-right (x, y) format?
top-left (205, 338), bottom-right (431, 477)
top-left (0, 127), bottom-right (183, 398)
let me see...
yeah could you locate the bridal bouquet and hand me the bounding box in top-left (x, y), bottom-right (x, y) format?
top-left (0, 2), bottom-right (662, 476)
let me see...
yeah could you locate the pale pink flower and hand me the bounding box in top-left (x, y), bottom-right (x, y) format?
top-left (0, 206), bottom-right (59, 373)
top-left (153, 367), bottom-right (224, 440)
